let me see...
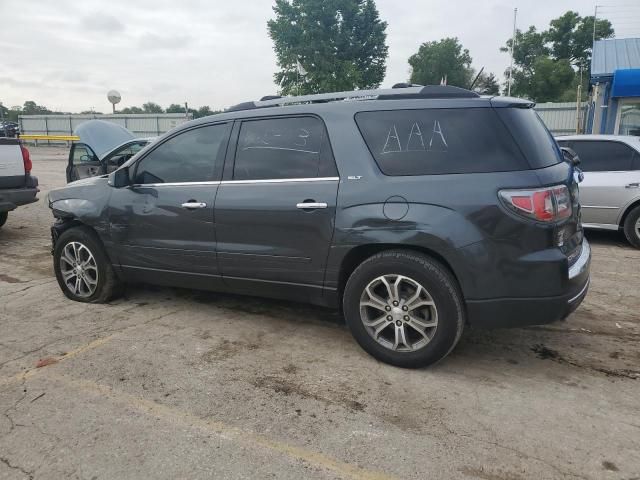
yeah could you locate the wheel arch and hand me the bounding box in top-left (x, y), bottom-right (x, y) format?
top-left (337, 243), bottom-right (464, 301)
top-left (619, 198), bottom-right (640, 228)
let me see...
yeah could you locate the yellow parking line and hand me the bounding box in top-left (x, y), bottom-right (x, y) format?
top-left (47, 372), bottom-right (397, 480)
top-left (0, 334), bottom-right (118, 387)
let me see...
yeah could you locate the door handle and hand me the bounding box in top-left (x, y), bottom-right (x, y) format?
top-left (625, 183), bottom-right (640, 189)
top-left (296, 202), bottom-right (328, 210)
top-left (181, 201), bottom-right (207, 209)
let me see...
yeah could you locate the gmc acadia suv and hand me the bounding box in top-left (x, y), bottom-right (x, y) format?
top-left (48, 85), bottom-right (591, 368)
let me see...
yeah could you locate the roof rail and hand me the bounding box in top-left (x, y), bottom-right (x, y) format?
top-left (226, 85), bottom-right (480, 112)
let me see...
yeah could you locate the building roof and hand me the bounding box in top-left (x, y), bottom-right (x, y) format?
top-left (592, 38), bottom-right (640, 77)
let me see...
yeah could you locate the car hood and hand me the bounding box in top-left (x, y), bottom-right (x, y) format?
top-left (73, 120), bottom-right (136, 160)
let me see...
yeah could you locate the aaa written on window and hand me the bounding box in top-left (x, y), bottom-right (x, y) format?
top-left (355, 108), bottom-right (528, 176)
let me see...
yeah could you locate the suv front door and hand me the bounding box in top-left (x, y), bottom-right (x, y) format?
top-left (214, 116), bottom-right (339, 300)
top-left (67, 143), bottom-right (101, 182)
top-left (108, 122), bottom-right (231, 289)
top-left (559, 140), bottom-right (640, 228)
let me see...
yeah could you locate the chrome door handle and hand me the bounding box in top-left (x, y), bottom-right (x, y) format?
top-left (296, 202), bottom-right (328, 209)
top-left (625, 183), bottom-right (640, 189)
top-left (181, 202), bottom-right (207, 209)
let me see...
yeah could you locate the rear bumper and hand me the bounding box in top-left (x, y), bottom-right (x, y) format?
top-left (466, 239), bottom-right (591, 329)
top-left (0, 176), bottom-right (39, 212)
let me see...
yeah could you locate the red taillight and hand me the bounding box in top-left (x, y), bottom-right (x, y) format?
top-left (500, 185), bottom-right (572, 223)
top-left (20, 145), bottom-right (32, 174)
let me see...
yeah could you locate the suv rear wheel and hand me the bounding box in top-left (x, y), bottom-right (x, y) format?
top-left (0, 212), bottom-right (7, 228)
top-left (343, 250), bottom-right (464, 368)
top-left (623, 205), bottom-right (640, 249)
top-left (53, 226), bottom-right (122, 303)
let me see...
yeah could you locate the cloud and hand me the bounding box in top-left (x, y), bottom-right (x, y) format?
top-left (82, 14), bottom-right (125, 32)
top-left (138, 33), bottom-right (192, 50)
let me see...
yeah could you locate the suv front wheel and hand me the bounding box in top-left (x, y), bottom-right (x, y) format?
top-left (343, 250), bottom-right (465, 368)
top-left (53, 226), bottom-right (122, 303)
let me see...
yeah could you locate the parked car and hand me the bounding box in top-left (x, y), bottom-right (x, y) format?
top-left (0, 138), bottom-right (38, 228)
top-left (48, 86), bottom-right (590, 368)
top-left (556, 135), bottom-right (640, 248)
top-left (0, 121), bottom-right (20, 138)
top-left (67, 119), bottom-right (154, 183)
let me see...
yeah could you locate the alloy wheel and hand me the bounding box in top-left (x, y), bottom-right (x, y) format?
top-left (359, 274), bottom-right (438, 352)
top-left (59, 241), bottom-right (99, 298)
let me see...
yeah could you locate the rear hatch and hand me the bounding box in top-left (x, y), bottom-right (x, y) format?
top-left (494, 103), bottom-right (583, 265)
top-left (0, 138), bottom-right (26, 188)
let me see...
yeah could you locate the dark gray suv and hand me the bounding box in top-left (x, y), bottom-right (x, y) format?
top-left (48, 85), bottom-right (591, 368)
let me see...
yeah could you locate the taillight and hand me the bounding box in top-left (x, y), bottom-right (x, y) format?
top-left (20, 145), bottom-right (32, 174)
top-left (499, 185), bottom-right (572, 222)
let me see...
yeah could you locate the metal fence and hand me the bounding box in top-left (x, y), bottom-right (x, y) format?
top-left (534, 102), bottom-right (587, 136)
top-left (18, 113), bottom-right (193, 144)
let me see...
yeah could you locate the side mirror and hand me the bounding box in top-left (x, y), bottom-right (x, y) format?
top-left (560, 147), bottom-right (580, 166)
top-left (109, 166), bottom-right (131, 188)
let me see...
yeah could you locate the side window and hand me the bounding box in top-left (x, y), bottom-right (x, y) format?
top-left (73, 145), bottom-right (96, 164)
top-left (134, 124), bottom-right (230, 184)
top-left (570, 141), bottom-right (634, 172)
top-left (233, 117), bottom-right (336, 180)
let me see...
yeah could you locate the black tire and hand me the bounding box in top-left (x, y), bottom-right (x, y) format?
top-left (53, 226), bottom-right (122, 303)
top-left (623, 205), bottom-right (640, 249)
top-left (0, 211), bottom-right (7, 228)
top-left (343, 250), bottom-right (465, 368)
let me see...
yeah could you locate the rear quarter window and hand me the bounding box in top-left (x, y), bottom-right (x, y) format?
top-left (355, 108), bottom-right (529, 176)
top-left (496, 108), bottom-right (562, 169)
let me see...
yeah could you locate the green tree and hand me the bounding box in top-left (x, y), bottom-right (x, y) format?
top-left (473, 72), bottom-right (500, 95)
top-left (546, 12), bottom-right (614, 70)
top-left (501, 11), bottom-right (614, 101)
top-left (166, 103), bottom-right (186, 114)
top-left (142, 102), bottom-right (164, 113)
top-left (510, 57), bottom-right (576, 102)
top-left (22, 101), bottom-right (51, 115)
top-left (408, 38), bottom-right (473, 88)
top-left (120, 106), bottom-right (144, 114)
top-left (268, 0), bottom-right (388, 95)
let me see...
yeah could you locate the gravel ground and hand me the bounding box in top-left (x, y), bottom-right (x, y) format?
top-left (0, 146), bottom-right (639, 480)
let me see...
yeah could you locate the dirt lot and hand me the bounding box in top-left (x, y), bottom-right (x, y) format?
top-left (0, 146), bottom-right (639, 480)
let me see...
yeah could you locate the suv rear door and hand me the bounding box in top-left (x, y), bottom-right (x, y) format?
top-left (557, 139), bottom-right (640, 228)
top-left (214, 115), bottom-right (339, 298)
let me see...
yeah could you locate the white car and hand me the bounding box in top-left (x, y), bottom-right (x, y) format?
top-left (556, 135), bottom-right (640, 248)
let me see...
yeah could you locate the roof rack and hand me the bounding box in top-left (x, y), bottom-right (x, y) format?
top-left (226, 85), bottom-right (480, 112)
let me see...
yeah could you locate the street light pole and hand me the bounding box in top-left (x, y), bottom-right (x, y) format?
top-left (507, 7), bottom-right (518, 97)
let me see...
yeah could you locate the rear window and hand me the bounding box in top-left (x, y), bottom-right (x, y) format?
top-left (496, 108), bottom-right (562, 169)
top-left (355, 108), bottom-right (529, 176)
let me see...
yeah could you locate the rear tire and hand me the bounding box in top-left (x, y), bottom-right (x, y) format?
top-left (53, 226), bottom-right (122, 303)
top-left (0, 212), bottom-right (7, 228)
top-left (343, 250), bottom-right (465, 368)
top-left (623, 205), bottom-right (640, 249)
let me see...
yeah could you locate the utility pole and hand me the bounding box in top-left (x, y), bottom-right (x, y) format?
top-left (592, 5), bottom-right (598, 49)
top-left (507, 8), bottom-right (518, 97)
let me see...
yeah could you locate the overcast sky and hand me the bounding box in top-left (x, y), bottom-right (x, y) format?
top-left (0, 0), bottom-right (606, 113)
